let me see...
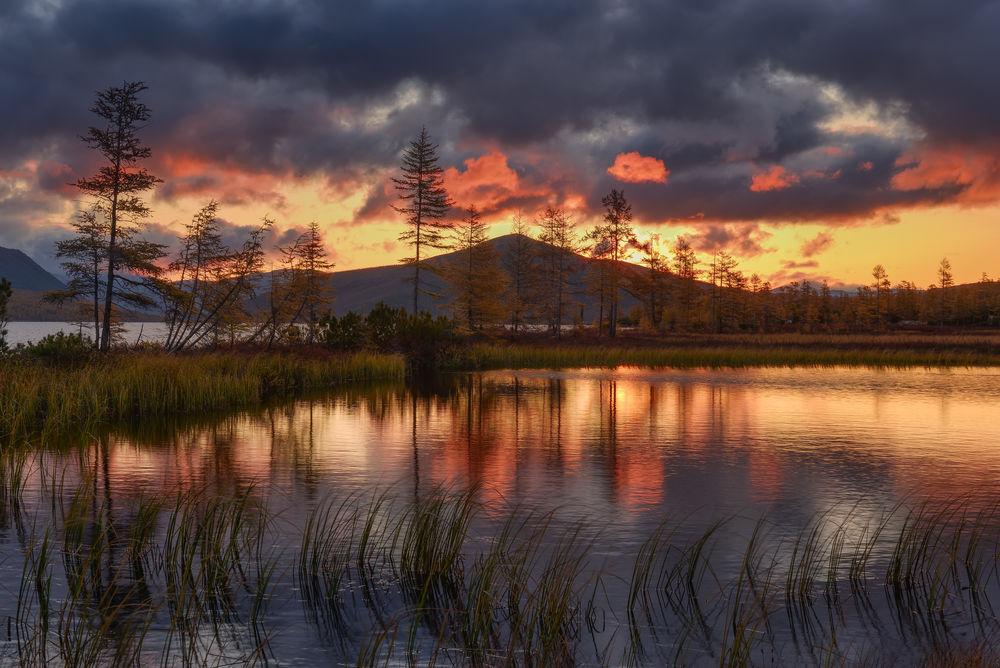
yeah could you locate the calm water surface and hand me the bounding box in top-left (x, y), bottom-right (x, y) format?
top-left (5, 321), bottom-right (166, 346)
top-left (3, 366), bottom-right (1000, 665)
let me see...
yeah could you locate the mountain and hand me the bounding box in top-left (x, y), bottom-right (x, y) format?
top-left (0, 247), bottom-right (64, 291)
top-left (323, 234), bottom-right (685, 320)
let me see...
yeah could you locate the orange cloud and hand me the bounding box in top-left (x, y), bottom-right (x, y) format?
top-left (892, 147), bottom-right (1000, 204)
top-left (443, 151), bottom-right (524, 211)
top-left (155, 153), bottom-right (286, 206)
top-left (857, 161), bottom-right (874, 172)
top-left (607, 151), bottom-right (669, 184)
top-left (749, 165), bottom-right (800, 192)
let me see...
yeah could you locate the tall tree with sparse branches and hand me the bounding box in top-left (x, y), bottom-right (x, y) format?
top-left (270, 221), bottom-right (336, 343)
top-left (162, 202), bottom-right (273, 351)
top-left (442, 204), bottom-right (506, 331)
top-left (0, 277), bottom-right (10, 353)
top-left (590, 189), bottom-right (636, 337)
top-left (74, 81), bottom-right (163, 351)
top-left (393, 127), bottom-right (453, 314)
top-left (503, 212), bottom-right (536, 335)
top-left (535, 207), bottom-right (578, 338)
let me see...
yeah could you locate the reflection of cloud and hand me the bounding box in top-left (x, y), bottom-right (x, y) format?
top-left (607, 152), bottom-right (669, 184)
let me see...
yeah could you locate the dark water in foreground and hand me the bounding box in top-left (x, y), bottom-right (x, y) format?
top-left (3, 366), bottom-right (1000, 665)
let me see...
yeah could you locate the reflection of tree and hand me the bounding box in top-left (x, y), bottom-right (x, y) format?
top-left (545, 377), bottom-right (565, 461)
top-left (598, 380), bottom-right (620, 504)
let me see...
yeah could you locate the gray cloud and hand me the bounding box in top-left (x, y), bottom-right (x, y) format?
top-left (0, 0), bottom-right (996, 238)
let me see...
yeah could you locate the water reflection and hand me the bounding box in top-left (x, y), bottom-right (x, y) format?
top-left (5, 366), bottom-right (1000, 664)
top-left (43, 367), bottom-right (1000, 527)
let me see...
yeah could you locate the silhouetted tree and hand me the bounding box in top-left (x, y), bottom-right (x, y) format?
top-left (442, 205), bottom-right (506, 331)
top-left (46, 208), bottom-right (107, 344)
top-left (271, 221), bottom-right (335, 343)
top-left (503, 212), bottom-right (535, 335)
top-left (163, 203), bottom-right (272, 351)
top-left (0, 277), bottom-right (10, 353)
top-left (74, 81), bottom-right (163, 351)
top-left (631, 235), bottom-right (670, 331)
top-left (872, 264), bottom-right (890, 328)
top-left (535, 207), bottom-right (577, 338)
top-left (588, 189), bottom-right (636, 336)
top-left (936, 257), bottom-right (954, 325)
top-left (393, 127), bottom-right (453, 314)
top-left (672, 238), bottom-right (700, 329)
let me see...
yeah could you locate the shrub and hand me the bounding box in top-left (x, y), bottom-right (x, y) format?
top-left (365, 302), bottom-right (407, 353)
top-left (320, 311), bottom-right (367, 352)
top-left (20, 332), bottom-right (95, 364)
top-left (398, 311), bottom-right (458, 373)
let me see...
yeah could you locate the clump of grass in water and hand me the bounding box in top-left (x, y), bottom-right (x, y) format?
top-left (9, 474), bottom-right (1000, 666)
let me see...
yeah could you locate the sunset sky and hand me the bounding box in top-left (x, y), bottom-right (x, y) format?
top-left (1, 0), bottom-right (998, 290)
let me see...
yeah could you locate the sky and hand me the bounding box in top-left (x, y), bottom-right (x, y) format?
top-left (1, 0), bottom-right (999, 289)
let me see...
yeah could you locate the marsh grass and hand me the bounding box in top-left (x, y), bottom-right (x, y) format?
top-left (5, 477), bottom-right (1000, 666)
top-left (0, 350), bottom-right (405, 444)
top-left (459, 335), bottom-right (1000, 371)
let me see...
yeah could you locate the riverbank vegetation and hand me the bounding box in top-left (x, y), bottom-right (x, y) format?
top-left (0, 345), bottom-right (404, 445)
top-left (4, 326), bottom-right (1000, 445)
top-left (455, 331), bottom-right (1000, 370)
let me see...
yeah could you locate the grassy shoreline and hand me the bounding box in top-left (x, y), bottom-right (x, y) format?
top-left (4, 332), bottom-right (1000, 442)
top-left (455, 332), bottom-right (1000, 370)
top-left (0, 349), bottom-right (406, 444)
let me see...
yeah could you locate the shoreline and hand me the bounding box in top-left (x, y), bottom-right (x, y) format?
top-left (4, 334), bottom-right (1000, 443)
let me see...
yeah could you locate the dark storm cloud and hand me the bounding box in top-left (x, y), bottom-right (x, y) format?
top-left (0, 0), bottom-right (997, 229)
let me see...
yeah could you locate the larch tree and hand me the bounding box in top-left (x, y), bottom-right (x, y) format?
top-left (936, 257), bottom-right (955, 325)
top-left (672, 238), bottom-right (700, 330)
top-left (275, 221), bottom-right (335, 343)
top-left (443, 204), bottom-right (506, 331)
top-left (589, 189), bottom-right (636, 337)
top-left (503, 212), bottom-right (536, 335)
top-left (46, 208), bottom-right (108, 344)
top-left (535, 206), bottom-right (577, 338)
top-left (0, 277), bottom-right (10, 353)
top-left (393, 127), bottom-right (453, 314)
top-left (871, 264), bottom-right (890, 328)
top-left (631, 235), bottom-right (670, 331)
top-left (163, 202), bottom-right (273, 351)
top-left (74, 81), bottom-right (163, 351)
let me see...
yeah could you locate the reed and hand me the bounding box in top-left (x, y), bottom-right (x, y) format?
top-left (457, 340), bottom-right (1000, 371)
top-left (7, 475), bottom-right (1000, 666)
top-left (0, 350), bottom-right (405, 444)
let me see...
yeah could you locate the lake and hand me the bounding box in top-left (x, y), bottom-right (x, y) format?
top-left (4, 321), bottom-right (167, 346)
top-left (2, 366), bottom-right (999, 665)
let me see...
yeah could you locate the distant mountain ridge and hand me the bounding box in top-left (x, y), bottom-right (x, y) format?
top-left (323, 233), bottom-right (674, 319)
top-left (0, 246), bottom-right (64, 292)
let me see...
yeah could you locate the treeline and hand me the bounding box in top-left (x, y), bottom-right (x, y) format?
top-left (433, 219), bottom-right (1000, 336)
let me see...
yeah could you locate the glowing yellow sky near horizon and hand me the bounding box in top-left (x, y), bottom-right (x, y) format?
top-left (26, 164), bottom-right (999, 291)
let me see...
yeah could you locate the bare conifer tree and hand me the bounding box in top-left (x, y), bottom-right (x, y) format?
top-left (74, 81), bottom-right (163, 351)
top-left (393, 127), bottom-right (453, 314)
